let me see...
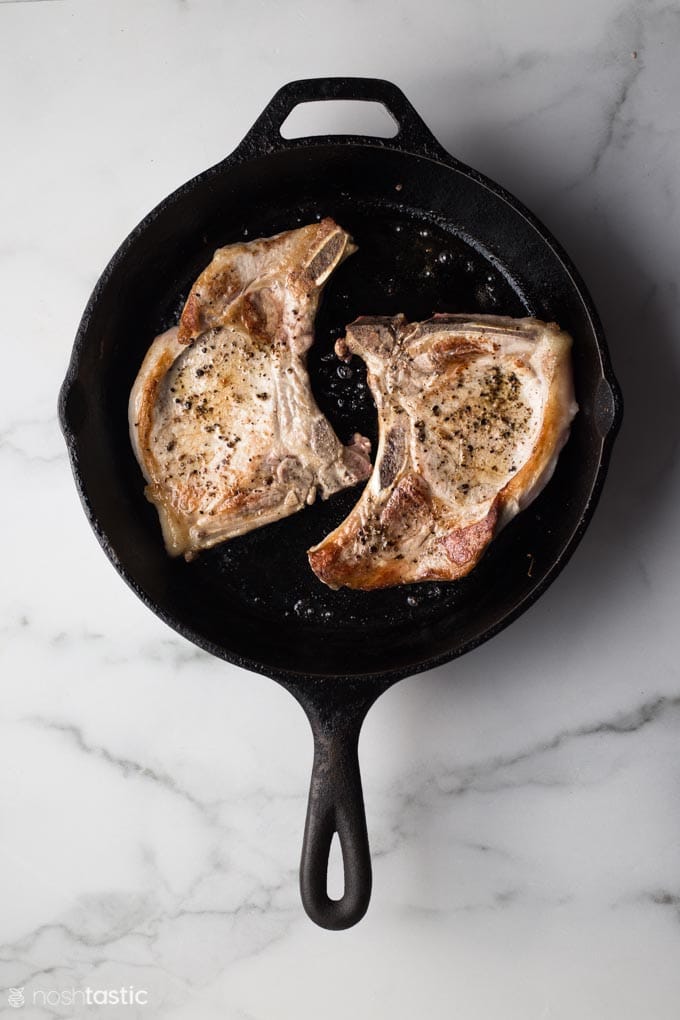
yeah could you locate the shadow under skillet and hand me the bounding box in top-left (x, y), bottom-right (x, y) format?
top-left (400, 119), bottom-right (679, 696)
top-left (364, 117), bottom-right (680, 910)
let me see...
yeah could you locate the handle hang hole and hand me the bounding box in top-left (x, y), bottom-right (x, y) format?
top-left (280, 100), bottom-right (399, 140)
top-left (327, 832), bottom-right (345, 901)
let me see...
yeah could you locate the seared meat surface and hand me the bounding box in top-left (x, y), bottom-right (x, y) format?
top-left (129, 220), bottom-right (371, 558)
top-left (308, 314), bottom-right (577, 590)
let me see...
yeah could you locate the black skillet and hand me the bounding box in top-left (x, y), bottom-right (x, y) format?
top-left (59, 77), bottom-right (622, 930)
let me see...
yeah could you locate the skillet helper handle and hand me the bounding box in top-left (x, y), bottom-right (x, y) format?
top-left (236, 76), bottom-right (448, 160)
top-left (300, 707), bottom-right (372, 930)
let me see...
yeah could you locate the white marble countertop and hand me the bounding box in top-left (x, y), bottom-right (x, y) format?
top-left (2, 0), bottom-right (679, 1016)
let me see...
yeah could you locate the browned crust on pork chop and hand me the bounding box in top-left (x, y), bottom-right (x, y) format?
top-left (308, 313), bottom-right (577, 590)
top-left (129, 220), bottom-right (371, 558)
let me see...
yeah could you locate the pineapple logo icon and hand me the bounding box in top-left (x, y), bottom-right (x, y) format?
top-left (8, 988), bottom-right (25, 1008)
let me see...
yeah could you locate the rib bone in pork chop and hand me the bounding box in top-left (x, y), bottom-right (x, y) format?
top-left (308, 314), bottom-right (577, 590)
top-left (129, 220), bottom-right (371, 558)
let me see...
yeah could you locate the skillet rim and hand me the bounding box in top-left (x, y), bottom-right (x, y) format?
top-left (58, 110), bottom-right (623, 687)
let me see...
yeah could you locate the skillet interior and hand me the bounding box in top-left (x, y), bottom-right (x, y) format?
top-left (62, 143), bottom-right (615, 680)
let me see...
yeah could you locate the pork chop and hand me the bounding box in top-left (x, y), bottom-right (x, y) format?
top-left (308, 313), bottom-right (577, 590)
top-left (129, 219), bottom-right (371, 558)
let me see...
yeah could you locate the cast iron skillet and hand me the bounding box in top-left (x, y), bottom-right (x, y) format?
top-left (59, 78), bottom-right (622, 930)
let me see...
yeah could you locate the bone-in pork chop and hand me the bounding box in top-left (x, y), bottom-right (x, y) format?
top-left (308, 314), bottom-right (577, 590)
top-left (129, 220), bottom-right (371, 558)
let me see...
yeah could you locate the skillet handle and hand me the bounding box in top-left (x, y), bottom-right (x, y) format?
top-left (299, 699), bottom-right (373, 930)
top-left (235, 76), bottom-right (448, 161)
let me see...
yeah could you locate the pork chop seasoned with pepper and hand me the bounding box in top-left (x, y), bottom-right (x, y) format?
top-left (129, 220), bottom-right (371, 558)
top-left (308, 314), bottom-right (577, 590)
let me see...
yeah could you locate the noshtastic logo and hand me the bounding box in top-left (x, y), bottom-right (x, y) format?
top-left (7, 988), bottom-right (24, 1008)
top-left (6, 986), bottom-right (148, 1007)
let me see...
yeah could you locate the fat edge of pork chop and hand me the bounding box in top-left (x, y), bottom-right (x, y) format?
top-left (308, 313), bottom-right (578, 590)
top-left (129, 219), bottom-right (371, 558)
